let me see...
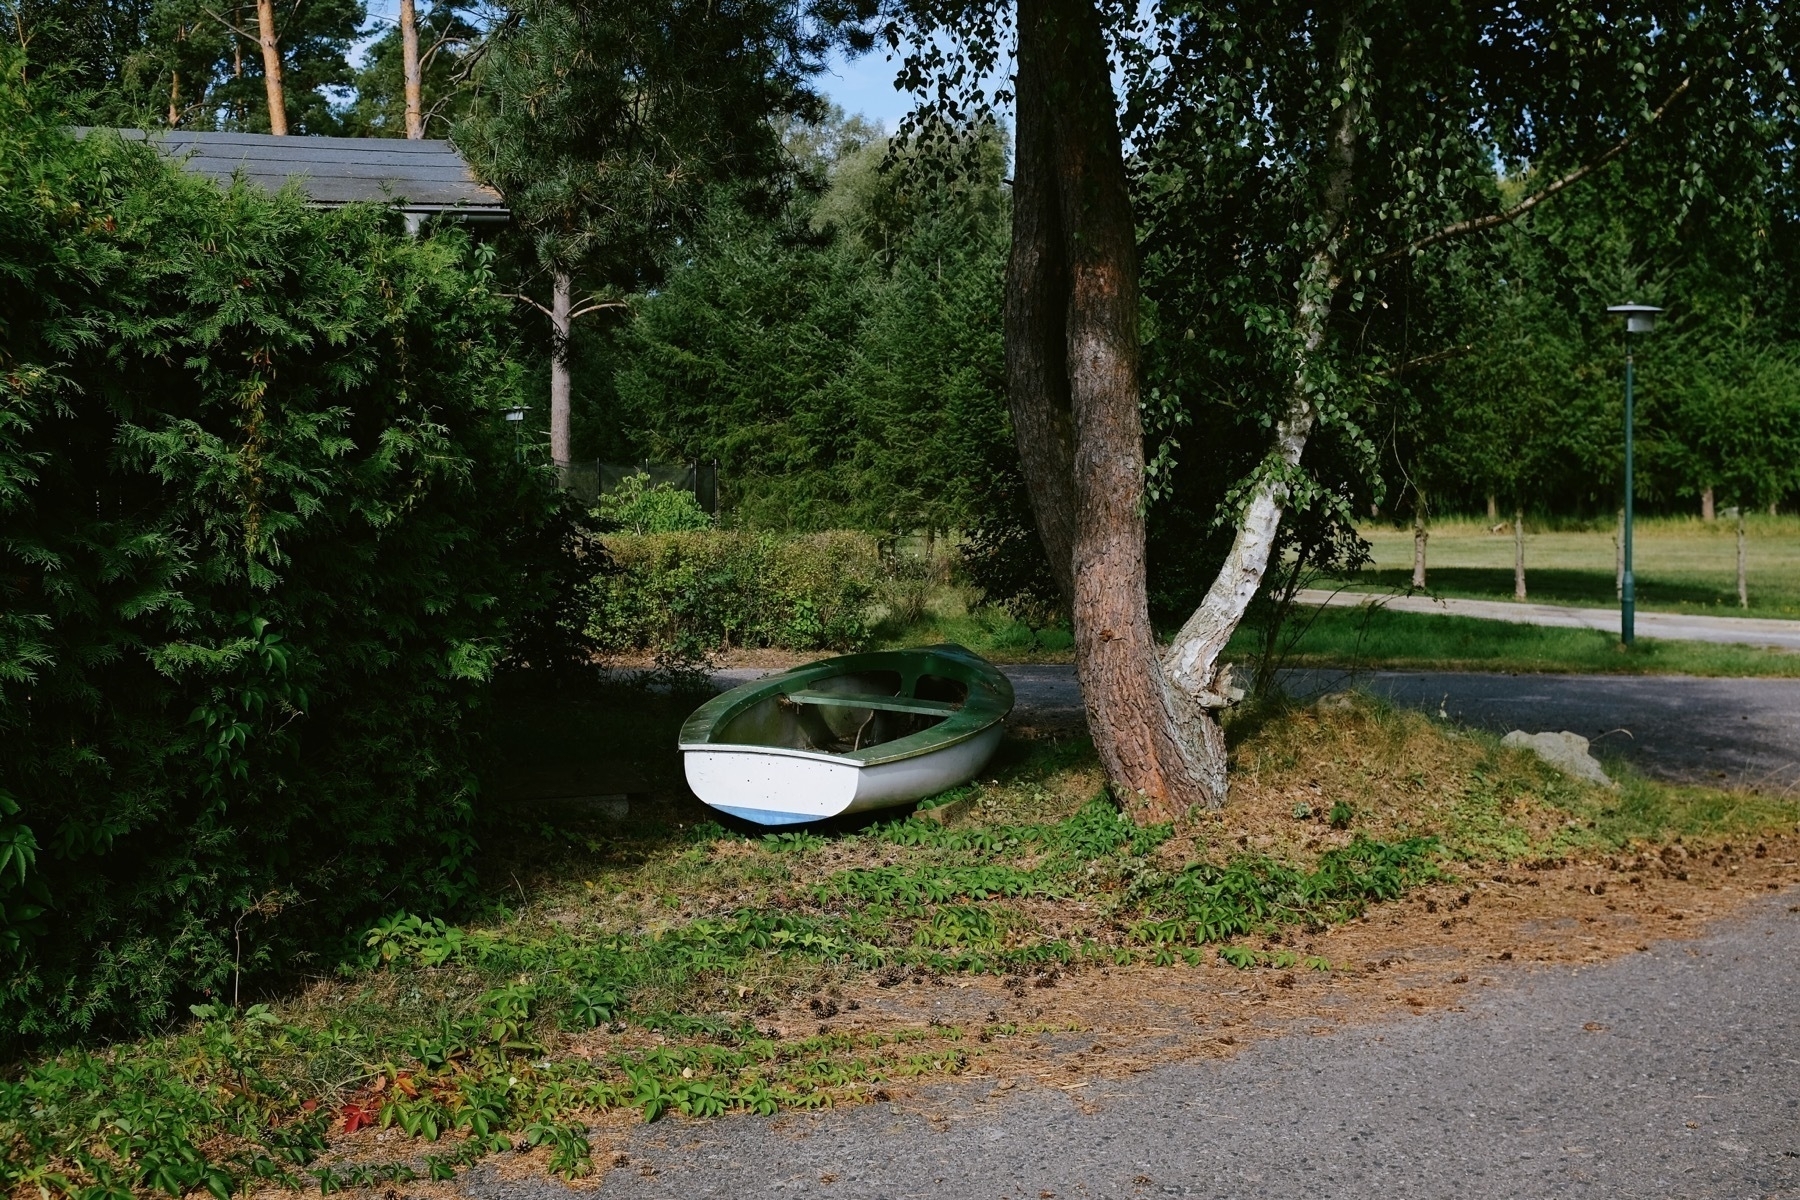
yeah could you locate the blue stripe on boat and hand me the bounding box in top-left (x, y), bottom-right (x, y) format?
top-left (709, 803), bottom-right (824, 826)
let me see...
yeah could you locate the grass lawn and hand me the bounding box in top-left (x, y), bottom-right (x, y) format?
top-left (865, 582), bottom-right (1075, 660)
top-left (848, 517), bottom-right (1800, 677)
top-left (8, 674), bottom-right (1797, 1193)
top-left (1347, 514), bottom-right (1800, 618)
top-left (1236, 604), bottom-right (1800, 677)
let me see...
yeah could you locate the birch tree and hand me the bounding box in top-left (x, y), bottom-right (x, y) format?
top-left (892, 0), bottom-right (1793, 822)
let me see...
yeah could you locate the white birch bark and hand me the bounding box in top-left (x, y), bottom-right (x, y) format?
top-left (1411, 489), bottom-right (1428, 589)
top-left (1737, 508), bottom-right (1748, 608)
top-left (1513, 507), bottom-right (1526, 600)
top-left (1162, 46), bottom-right (1360, 704)
top-left (550, 271), bottom-right (572, 466)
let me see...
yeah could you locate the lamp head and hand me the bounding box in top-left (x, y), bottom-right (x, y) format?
top-left (504, 406), bottom-right (528, 423)
top-left (1606, 304), bottom-right (1662, 334)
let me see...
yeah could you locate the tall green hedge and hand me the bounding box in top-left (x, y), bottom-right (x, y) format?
top-left (588, 531), bottom-right (879, 655)
top-left (0, 66), bottom-right (574, 1043)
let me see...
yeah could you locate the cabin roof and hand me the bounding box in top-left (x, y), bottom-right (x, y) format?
top-left (97, 130), bottom-right (508, 221)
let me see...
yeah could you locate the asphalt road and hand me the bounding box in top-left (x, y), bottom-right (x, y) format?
top-left (509, 665), bottom-right (1800, 1199)
top-left (976, 665), bottom-right (1800, 794)
top-left (464, 891), bottom-right (1800, 1200)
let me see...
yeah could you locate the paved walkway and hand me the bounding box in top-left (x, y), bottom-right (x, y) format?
top-left (465, 891), bottom-right (1800, 1200)
top-left (1296, 587), bottom-right (1800, 651)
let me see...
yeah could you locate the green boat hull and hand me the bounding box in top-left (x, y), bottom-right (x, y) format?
top-left (679, 644), bottom-right (1014, 825)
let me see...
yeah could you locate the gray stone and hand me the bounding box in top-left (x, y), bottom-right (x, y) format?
top-left (1501, 728), bottom-right (1616, 787)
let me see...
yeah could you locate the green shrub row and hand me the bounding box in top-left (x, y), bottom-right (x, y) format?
top-left (587, 531), bottom-right (880, 655)
top-left (0, 67), bottom-right (578, 1044)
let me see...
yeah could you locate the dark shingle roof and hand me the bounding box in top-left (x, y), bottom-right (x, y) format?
top-left (102, 130), bottom-right (507, 221)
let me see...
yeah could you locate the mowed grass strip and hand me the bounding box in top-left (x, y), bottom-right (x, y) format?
top-left (5, 692), bottom-right (1792, 1195)
top-left (1240, 604), bottom-right (1800, 676)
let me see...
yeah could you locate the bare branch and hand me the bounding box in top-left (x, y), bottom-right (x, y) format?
top-left (420, 32), bottom-right (470, 73)
top-left (569, 298), bottom-right (631, 320)
top-left (499, 291), bottom-right (554, 319)
top-left (1378, 344), bottom-right (1473, 377)
top-left (1377, 75), bottom-right (1693, 264)
top-left (448, 14), bottom-right (515, 87)
top-left (200, 6), bottom-right (259, 44)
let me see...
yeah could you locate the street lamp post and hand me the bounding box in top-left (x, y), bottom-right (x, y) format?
top-left (504, 405), bottom-right (529, 462)
top-left (1605, 304), bottom-right (1661, 646)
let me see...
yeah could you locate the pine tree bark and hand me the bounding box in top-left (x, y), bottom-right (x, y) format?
top-left (400, 0), bottom-right (425, 139)
top-left (254, 0), bottom-right (288, 135)
top-left (1411, 489), bottom-right (1428, 589)
top-left (1007, 0), bottom-right (1216, 820)
top-left (1513, 507), bottom-right (1527, 600)
top-left (550, 270), bottom-right (573, 466)
top-left (1004, 32), bottom-right (1077, 604)
top-left (1702, 484), bottom-right (1715, 522)
top-left (1487, 493), bottom-right (1498, 523)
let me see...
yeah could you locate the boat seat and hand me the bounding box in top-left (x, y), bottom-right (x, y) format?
top-left (780, 689), bottom-right (961, 717)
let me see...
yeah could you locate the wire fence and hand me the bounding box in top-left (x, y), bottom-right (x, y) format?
top-left (555, 459), bottom-right (718, 514)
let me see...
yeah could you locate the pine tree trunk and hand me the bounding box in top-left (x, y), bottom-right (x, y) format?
top-left (1003, 45), bottom-right (1077, 604)
top-left (1513, 507), bottom-right (1526, 600)
top-left (400, 0), bottom-right (424, 139)
top-left (1737, 508), bottom-right (1748, 609)
top-left (1487, 493), bottom-right (1498, 523)
top-left (168, 69), bottom-right (180, 126)
top-left (550, 270), bottom-right (572, 465)
top-left (1411, 489), bottom-right (1428, 589)
top-left (1702, 485), bottom-right (1715, 522)
top-left (1007, 0), bottom-right (1218, 820)
top-left (254, 0), bottom-right (288, 135)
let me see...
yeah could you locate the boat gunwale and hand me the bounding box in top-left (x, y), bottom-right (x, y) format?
top-left (678, 645), bottom-right (1013, 769)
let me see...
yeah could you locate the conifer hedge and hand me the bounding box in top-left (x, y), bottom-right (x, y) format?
top-left (0, 67), bottom-right (575, 1043)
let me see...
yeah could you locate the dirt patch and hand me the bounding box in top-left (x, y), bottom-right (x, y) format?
top-left (744, 835), bottom-right (1800, 1112)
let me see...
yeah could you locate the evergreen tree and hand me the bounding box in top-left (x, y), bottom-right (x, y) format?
top-left (342, 0), bottom-right (484, 138)
top-left (455, 0), bottom-right (849, 465)
top-left (8, 0), bottom-right (363, 132)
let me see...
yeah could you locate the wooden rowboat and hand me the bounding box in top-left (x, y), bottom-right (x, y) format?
top-left (679, 644), bottom-right (1014, 826)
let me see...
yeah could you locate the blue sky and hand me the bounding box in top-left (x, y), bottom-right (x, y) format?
top-left (816, 47), bottom-right (917, 134)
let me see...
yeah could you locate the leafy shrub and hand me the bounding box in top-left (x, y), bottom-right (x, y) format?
top-left (587, 531), bottom-right (879, 654)
top-left (592, 471), bottom-right (712, 534)
top-left (0, 72), bottom-right (575, 1043)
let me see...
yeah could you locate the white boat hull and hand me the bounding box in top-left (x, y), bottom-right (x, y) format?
top-left (684, 724), bottom-right (1004, 826)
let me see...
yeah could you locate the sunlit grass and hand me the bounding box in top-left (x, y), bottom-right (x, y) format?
top-left (1235, 604), bottom-right (1800, 676)
top-left (1349, 514), bottom-right (1800, 617)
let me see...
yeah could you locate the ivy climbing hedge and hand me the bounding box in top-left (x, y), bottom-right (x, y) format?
top-left (0, 69), bottom-right (578, 1045)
